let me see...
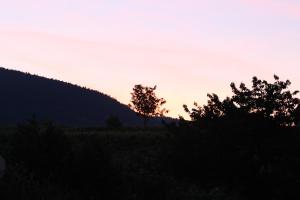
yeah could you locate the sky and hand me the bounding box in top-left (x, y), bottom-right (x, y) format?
top-left (0, 0), bottom-right (300, 118)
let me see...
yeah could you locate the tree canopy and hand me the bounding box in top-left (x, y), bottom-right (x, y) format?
top-left (184, 75), bottom-right (300, 127)
top-left (129, 84), bottom-right (168, 127)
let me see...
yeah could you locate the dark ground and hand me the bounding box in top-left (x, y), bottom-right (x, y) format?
top-left (0, 122), bottom-right (299, 200)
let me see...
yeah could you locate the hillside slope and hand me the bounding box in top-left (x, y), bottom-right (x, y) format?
top-left (0, 67), bottom-right (147, 126)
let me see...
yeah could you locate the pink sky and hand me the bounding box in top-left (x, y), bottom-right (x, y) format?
top-left (1, 0), bottom-right (299, 118)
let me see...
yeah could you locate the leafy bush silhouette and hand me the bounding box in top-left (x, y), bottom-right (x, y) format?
top-left (11, 118), bottom-right (71, 180)
top-left (10, 119), bottom-right (119, 199)
top-left (65, 135), bottom-right (119, 199)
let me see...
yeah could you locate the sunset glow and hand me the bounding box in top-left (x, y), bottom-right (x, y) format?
top-left (1, 0), bottom-right (300, 117)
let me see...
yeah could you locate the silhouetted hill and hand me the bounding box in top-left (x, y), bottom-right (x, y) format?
top-left (0, 67), bottom-right (161, 126)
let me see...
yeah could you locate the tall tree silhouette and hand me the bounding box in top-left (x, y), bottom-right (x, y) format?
top-left (129, 85), bottom-right (168, 127)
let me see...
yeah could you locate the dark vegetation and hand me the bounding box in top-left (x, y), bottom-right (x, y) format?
top-left (0, 71), bottom-right (300, 200)
top-left (129, 84), bottom-right (168, 127)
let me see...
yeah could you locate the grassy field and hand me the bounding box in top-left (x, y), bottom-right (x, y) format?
top-left (0, 124), bottom-right (242, 200)
top-left (1, 122), bottom-right (299, 200)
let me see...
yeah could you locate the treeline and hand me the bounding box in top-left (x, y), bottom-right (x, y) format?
top-left (0, 75), bottom-right (300, 199)
top-left (182, 75), bottom-right (300, 127)
top-left (168, 75), bottom-right (300, 199)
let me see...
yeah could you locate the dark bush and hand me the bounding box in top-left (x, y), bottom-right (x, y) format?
top-left (65, 135), bottom-right (120, 199)
top-left (165, 123), bottom-right (300, 200)
top-left (11, 119), bottom-right (71, 180)
top-left (9, 119), bottom-right (119, 199)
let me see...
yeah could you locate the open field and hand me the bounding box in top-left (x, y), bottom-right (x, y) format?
top-left (0, 123), bottom-right (300, 200)
top-left (0, 125), bottom-right (243, 200)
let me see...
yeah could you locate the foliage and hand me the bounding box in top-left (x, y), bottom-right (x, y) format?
top-left (184, 75), bottom-right (300, 127)
top-left (65, 135), bottom-right (118, 199)
top-left (11, 118), bottom-right (71, 179)
top-left (183, 94), bottom-right (237, 128)
top-left (171, 75), bottom-right (300, 200)
top-left (129, 84), bottom-right (168, 127)
top-left (231, 75), bottom-right (299, 126)
top-left (6, 119), bottom-right (118, 199)
top-left (1, 75), bottom-right (300, 200)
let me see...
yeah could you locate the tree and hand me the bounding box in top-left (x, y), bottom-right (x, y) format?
top-left (184, 75), bottom-right (300, 127)
top-left (230, 75), bottom-right (299, 126)
top-left (129, 84), bottom-right (168, 128)
top-left (183, 94), bottom-right (238, 128)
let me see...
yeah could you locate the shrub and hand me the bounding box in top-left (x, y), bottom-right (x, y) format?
top-left (11, 118), bottom-right (71, 181)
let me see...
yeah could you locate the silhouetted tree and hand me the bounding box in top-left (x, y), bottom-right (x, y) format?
top-left (129, 84), bottom-right (168, 128)
top-left (183, 94), bottom-right (238, 128)
top-left (230, 75), bottom-right (299, 126)
top-left (184, 75), bottom-right (299, 127)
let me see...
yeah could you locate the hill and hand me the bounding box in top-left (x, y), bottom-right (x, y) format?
top-left (0, 67), bottom-right (157, 126)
